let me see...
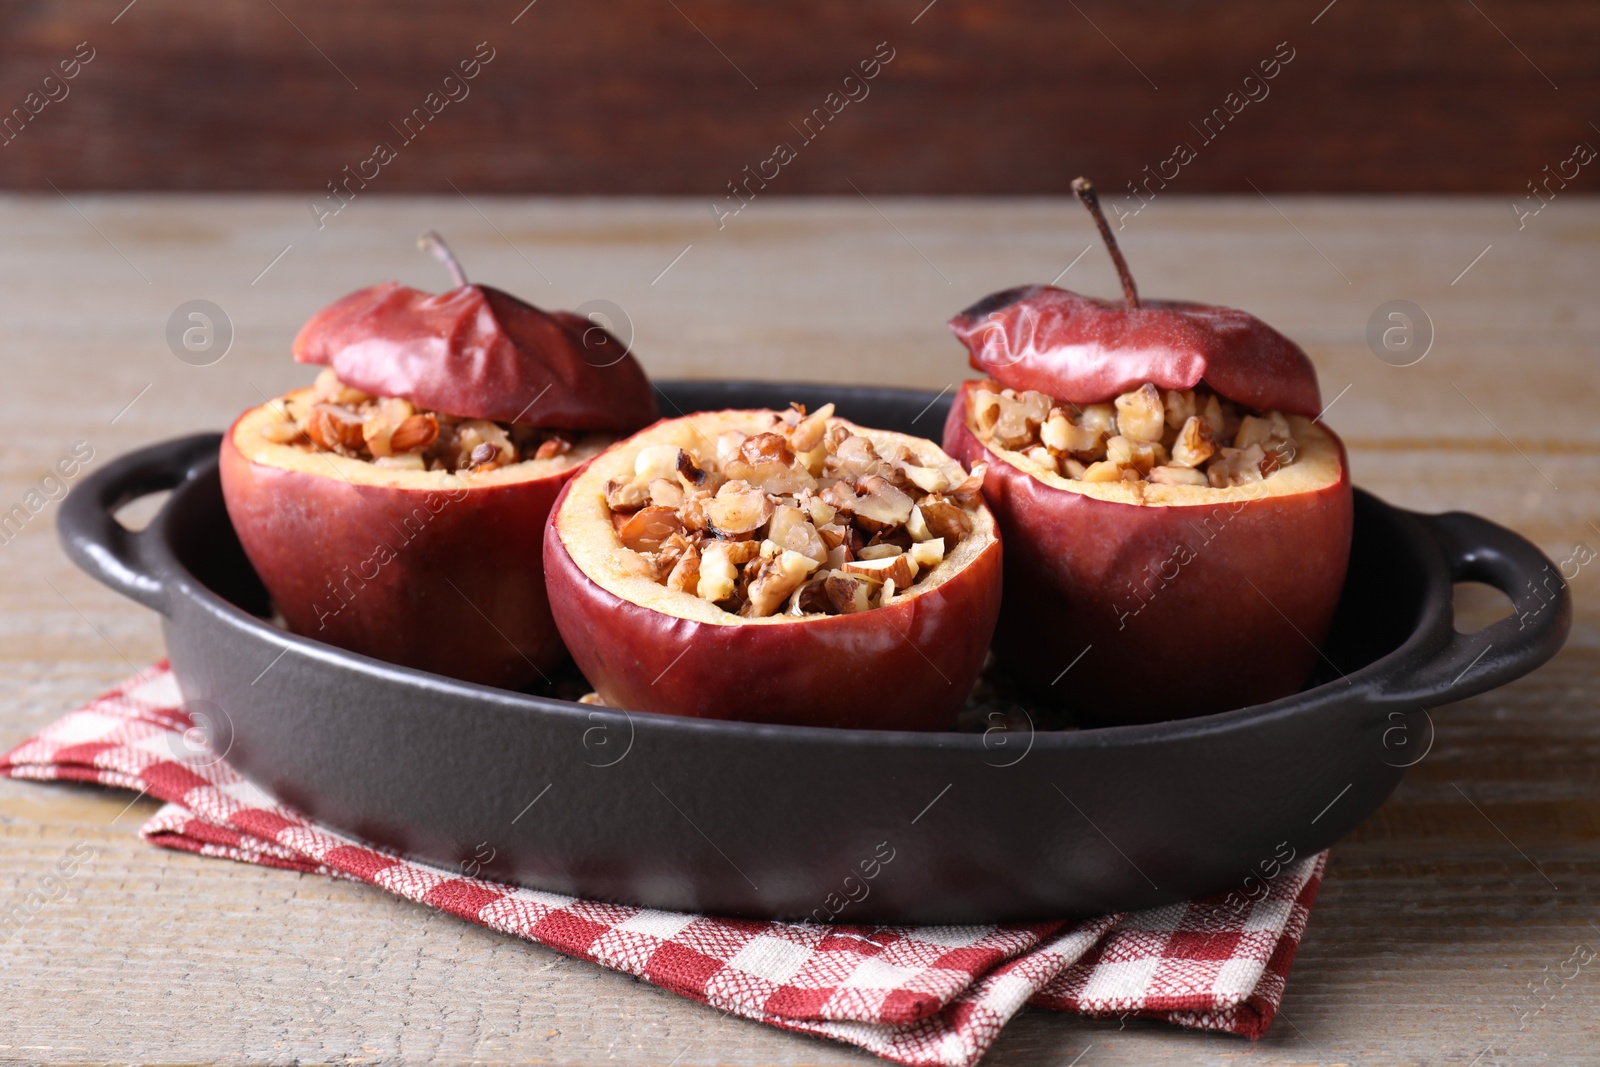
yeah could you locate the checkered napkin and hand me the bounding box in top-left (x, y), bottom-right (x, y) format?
top-left (3, 665), bottom-right (1327, 1067)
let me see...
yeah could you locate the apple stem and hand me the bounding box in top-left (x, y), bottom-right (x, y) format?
top-left (1070, 177), bottom-right (1140, 309)
top-left (417, 231), bottom-right (469, 287)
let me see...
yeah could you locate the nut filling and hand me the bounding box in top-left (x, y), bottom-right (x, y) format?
top-left (604, 404), bottom-right (986, 618)
top-left (970, 379), bottom-right (1301, 489)
top-left (259, 368), bottom-right (574, 473)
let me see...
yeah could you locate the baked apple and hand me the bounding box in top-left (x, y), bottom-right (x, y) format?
top-left (220, 233), bottom-right (658, 689)
top-left (941, 179), bottom-right (1353, 723)
top-left (544, 405), bottom-right (1003, 730)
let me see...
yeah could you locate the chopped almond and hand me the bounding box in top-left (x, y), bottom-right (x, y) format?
top-left (906, 505), bottom-right (932, 542)
top-left (824, 573), bottom-right (874, 614)
top-left (306, 404), bottom-right (366, 452)
top-left (842, 553), bottom-right (916, 588)
top-left (389, 413), bottom-right (440, 454)
top-left (917, 495), bottom-right (972, 542)
top-left (909, 538), bottom-right (946, 570)
top-left (534, 437), bottom-right (572, 460)
top-left (360, 397), bottom-right (416, 457)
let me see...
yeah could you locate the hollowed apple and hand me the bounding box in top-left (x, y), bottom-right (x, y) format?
top-left (544, 408), bottom-right (1003, 730)
top-left (944, 382), bottom-right (1351, 722)
top-left (938, 178), bottom-right (1354, 723)
top-left (222, 388), bottom-right (611, 688)
top-left (219, 233), bottom-right (658, 688)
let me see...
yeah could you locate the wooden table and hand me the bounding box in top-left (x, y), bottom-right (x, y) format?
top-left (1, 195), bottom-right (1596, 1065)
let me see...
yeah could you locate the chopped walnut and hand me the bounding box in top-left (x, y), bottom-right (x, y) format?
top-left (665, 544), bottom-right (700, 594)
top-left (1208, 445), bottom-right (1267, 488)
top-left (608, 405), bottom-right (981, 618)
top-left (1170, 416), bottom-right (1216, 469)
top-left (706, 480), bottom-right (774, 538)
top-left (744, 549), bottom-right (821, 617)
top-left (1114, 383), bottom-right (1166, 442)
top-left (260, 369), bottom-right (576, 471)
top-left (971, 380), bottom-right (1300, 489)
top-left (616, 507), bottom-right (685, 552)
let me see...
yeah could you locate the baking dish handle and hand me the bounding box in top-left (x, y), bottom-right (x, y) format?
top-left (56, 433), bottom-right (222, 617)
top-left (1378, 510), bottom-right (1572, 708)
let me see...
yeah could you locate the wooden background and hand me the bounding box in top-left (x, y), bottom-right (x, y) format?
top-left (1, 0), bottom-right (1596, 194)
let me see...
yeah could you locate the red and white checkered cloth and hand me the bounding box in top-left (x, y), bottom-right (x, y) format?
top-left (3, 664), bottom-right (1327, 1066)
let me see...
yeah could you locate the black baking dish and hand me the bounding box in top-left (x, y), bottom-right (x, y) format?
top-left (57, 380), bottom-right (1571, 923)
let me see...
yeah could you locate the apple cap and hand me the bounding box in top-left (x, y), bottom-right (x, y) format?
top-left (293, 280), bottom-right (659, 433)
top-left (951, 284), bottom-right (1323, 419)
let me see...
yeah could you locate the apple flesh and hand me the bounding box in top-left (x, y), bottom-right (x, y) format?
top-left (943, 381), bottom-right (1352, 723)
top-left (544, 410), bottom-right (1004, 731)
top-left (221, 389), bottom-right (607, 689)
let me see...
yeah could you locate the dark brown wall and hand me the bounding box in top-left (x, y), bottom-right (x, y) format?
top-left (0, 0), bottom-right (1595, 194)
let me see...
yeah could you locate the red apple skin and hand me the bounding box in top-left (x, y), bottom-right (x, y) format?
top-left (951, 285), bottom-right (1323, 418)
top-left (293, 281), bottom-right (659, 434)
top-left (942, 383), bottom-right (1353, 723)
top-left (543, 483), bottom-right (1004, 732)
top-left (219, 417), bottom-right (574, 690)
